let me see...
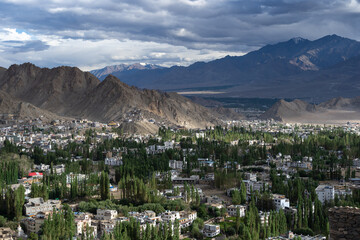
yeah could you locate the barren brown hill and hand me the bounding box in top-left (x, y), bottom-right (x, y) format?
top-left (0, 63), bottom-right (100, 115)
top-left (72, 75), bottom-right (221, 128)
top-left (0, 64), bottom-right (222, 129)
top-left (0, 90), bottom-right (63, 121)
top-left (261, 98), bottom-right (360, 124)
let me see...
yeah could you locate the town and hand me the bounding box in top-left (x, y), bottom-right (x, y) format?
top-left (1, 117), bottom-right (360, 240)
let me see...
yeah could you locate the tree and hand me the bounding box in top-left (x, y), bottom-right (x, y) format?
top-left (100, 171), bottom-right (110, 200)
top-left (236, 207), bottom-right (241, 234)
top-left (240, 180), bottom-right (247, 204)
top-left (232, 189), bottom-right (241, 205)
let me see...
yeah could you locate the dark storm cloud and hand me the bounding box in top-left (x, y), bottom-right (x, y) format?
top-left (2, 40), bottom-right (50, 53)
top-left (0, 0), bottom-right (359, 68)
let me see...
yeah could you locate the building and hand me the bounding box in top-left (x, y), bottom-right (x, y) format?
top-left (24, 198), bottom-right (61, 216)
top-left (96, 209), bottom-right (118, 220)
top-left (161, 210), bottom-right (180, 222)
top-left (21, 212), bottom-right (47, 234)
top-left (259, 211), bottom-right (270, 225)
top-left (227, 205), bottom-right (246, 217)
top-left (315, 185), bottom-right (335, 204)
top-left (202, 224), bottom-right (220, 238)
top-left (178, 211), bottom-right (197, 228)
top-left (66, 173), bottom-right (87, 184)
top-left (105, 157), bottom-right (122, 166)
top-left (100, 220), bottom-right (117, 234)
top-left (244, 172), bottom-right (257, 181)
top-left (75, 213), bottom-right (97, 237)
top-left (272, 194), bottom-right (290, 211)
top-left (169, 160), bottom-right (183, 170)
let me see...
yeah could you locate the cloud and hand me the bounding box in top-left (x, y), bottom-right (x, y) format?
top-left (0, 0), bottom-right (359, 69)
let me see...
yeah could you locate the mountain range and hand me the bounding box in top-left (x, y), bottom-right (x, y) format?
top-left (0, 63), bottom-right (233, 131)
top-left (260, 97), bottom-right (360, 124)
top-left (90, 63), bottom-right (163, 81)
top-left (90, 35), bottom-right (360, 102)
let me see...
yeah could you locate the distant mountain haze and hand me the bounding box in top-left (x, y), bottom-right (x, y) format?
top-left (90, 35), bottom-right (360, 102)
top-left (90, 63), bottom-right (163, 80)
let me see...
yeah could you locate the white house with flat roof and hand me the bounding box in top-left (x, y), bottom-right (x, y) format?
top-left (315, 185), bottom-right (335, 204)
top-left (272, 194), bottom-right (290, 211)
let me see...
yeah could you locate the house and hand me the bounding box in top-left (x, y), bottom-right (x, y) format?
top-left (244, 172), bottom-right (257, 181)
top-left (24, 198), bottom-right (61, 216)
top-left (96, 209), bottom-right (118, 220)
top-left (259, 211), bottom-right (270, 225)
top-left (315, 185), bottom-right (335, 204)
top-left (178, 211), bottom-right (197, 228)
top-left (21, 212), bottom-right (47, 233)
top-left (105, 157), bottom-right (123, 166)
top-left (202, 224), bottom-right (220, 238)
top-left (75, 213), bottom-right (97, 237)
top-left (100, 220), bottom-right (117, 234)
top-left (169, 160), bottom-right (183, 170)
top-left (272, 194), bottom-right (290, 211)
top-left (161, 210), bottom-right (180, 222)
top-left (66, 173), bottom-right (87, 184)
top-left (227, 205), bottom-right (246, 217)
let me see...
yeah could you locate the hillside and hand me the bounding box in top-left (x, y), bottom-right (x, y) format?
top-left (0, 63), bottom-right (100, 115)
top-left (261, 97), bottom-right (360, 124)
top-left (71, 75), bottom-right (221, 128)
top-left (0, 64), bottom-right (223, 129)
top-left (0, 90), bottom-right (63, 121)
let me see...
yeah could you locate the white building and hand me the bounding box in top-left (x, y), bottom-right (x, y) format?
top-left (169, 160), bottom-right (183, 170)
top-left (95, 209), bottom-right (118, 220)
top-left (272, 194), bottom-right (290, 211)
top-left (161, 210), bottom-right (180, 222)
top-left (227, 205), bottom-right (246, 217)
top-left (105, 157), bottom-right (122, 166)
top-left (66, 173), bottom-right (87, 184)
top-left (75, 213), bottom-right (97, 237)
top-left (202, 224), bottom-right (220, 238)
top-left (315, 185), bottom-right (335, 204)
top-left (24, 198), bottom-right (61, 216)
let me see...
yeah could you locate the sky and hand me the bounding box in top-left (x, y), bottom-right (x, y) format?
top-left (0, 0), bottom-right (360, 71)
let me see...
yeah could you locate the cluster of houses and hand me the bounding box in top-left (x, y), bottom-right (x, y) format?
top-left (21, 198), bottom-right (200, 239)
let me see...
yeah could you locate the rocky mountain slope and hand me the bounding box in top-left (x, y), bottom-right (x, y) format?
top-left (0, 63), bottom-right (222, 129)
top-left (0, 63), bottom-right (99, 115)
top-left (261, 97), bottom-right (360, 123)
top-left (0, 90), bottom-right (62, 121)
top-left (91, 35), bottom-right (360, 101)
top-left (90, 63), bottom-right (163, 80)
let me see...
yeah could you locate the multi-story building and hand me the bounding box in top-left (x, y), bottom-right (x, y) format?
top-left (244, 172), bottom-right (257, 182)
top-left (95, 209), bottom-right (118, 220)
top-left (66, 173), bottom-right (87, 184)
top-left (202, 224), bottom-right (220, 238)
top-left (75, 213), bottom-right (97, 237)
top-left (161, 210), bottom-right (180, 223)
top-left (24, 198), bottom-right (61, 216)
top-left (169, 160), bottom-right (183, 170)
top-left (21, 212), bottom-right (47, 234)
top-left (227, 205), bottom-right (246, 217)
top-left (272, 194), bottom-right (290, 211)
top-left (316, 185), bottom-right (335, 204)
top-left (105, 157), bottom-right (122, 166)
